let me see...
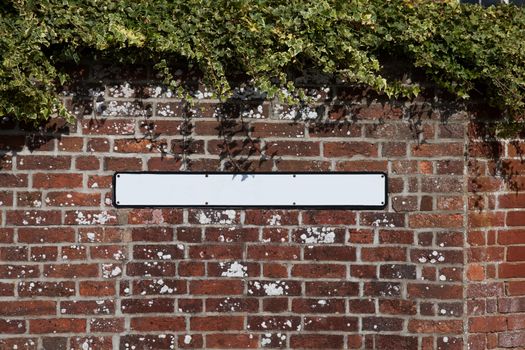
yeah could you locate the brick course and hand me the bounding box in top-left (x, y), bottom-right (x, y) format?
top-left (0, 68), bottom-right (522, 349)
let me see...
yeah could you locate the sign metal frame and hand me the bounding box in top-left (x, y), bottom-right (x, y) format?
top-left (112, 171), bottom-right (388, 210)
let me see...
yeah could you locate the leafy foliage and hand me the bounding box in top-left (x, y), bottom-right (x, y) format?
top-left (1, 0), bottom-right (525, 132)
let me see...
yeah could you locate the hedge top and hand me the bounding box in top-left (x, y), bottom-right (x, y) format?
top-left (1, 0), bottom-right (524, 133)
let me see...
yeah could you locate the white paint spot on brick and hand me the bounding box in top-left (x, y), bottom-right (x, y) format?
top-left (220, 262), bottom-right (247, 277)
top-left (300, 227), bottom-right (335, 244)
top-left (184, 335), bottom-right (192, 344)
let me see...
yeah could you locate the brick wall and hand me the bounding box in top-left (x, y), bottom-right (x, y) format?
top-left (467, 120), bottom-right (525, 349)
top-left (0, 65), bottom-right (522, 349)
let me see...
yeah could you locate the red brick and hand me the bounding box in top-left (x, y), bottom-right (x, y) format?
top-left (0, 246), bottom-right (27, 261)
top-left (274, 159), bottom-right (330, 171)
top-left (499, 229), bottom-right (525, 245)
top-left (408, 319), bottom-right (463, 333)
top-left (79, 281), bottom-right (116, 296)
top-left (119, 335), bottom-right (176, 349)
top-left (189, 245), bottom-right (242, 260)
top-left (361, 247), bottom-right (406, 261)
top-left (64, 210), bottom-right (118, 225)
top-left (0, 174), bottom-right (27, 187)
top-left (379, 299), bottom-right (417, 315)
top-left (302, 210), bottom-right (356, 225)
top-left (0, 301), bottom-right (55, 316)
top-left (469, 212), bottom-right (505, 228)
top-left (244, 209), bottom-right (298, 226)
top-left (146, 157), bottom-right (182, 171)
top-left (128, 209), bottom-right (183, 225)
top-left (0, 228), bottom-right (14, 243)
top-left (205, 227), bottom-right (258, 242)
top-left (60, 300), bottom-right (114, 315)
top-left (411, 143), bottom-right (463, 157)
top-left (15, 191), bottom-right (42, 208)
top-left (262, 298), bottom-right (288, 312)
top-left (248, 316), bottom-right (300, 330)
top-left (206, 139), bottom-right (256, 156)
top-left (508, 281), bottom-right (525, 296)
top-left (131, 227), bottom-right (173, 241)
top-left (336, 160), bottom-right (388, 171)
top-left (179, 261), bottom-right (205, 276)
top-left (113, 138), bottom-right (167, 153)
top-left (190, 280), bottom-right (243, 295)
top-left (6, 210), bottom-right (60, 226)
top-left (0, 191), bottom-right (13, 206)
top-left (57, 137), bottom-right (83, 152)
top-left (126, 262), bottom-right (176, 277)
top-left (188, 209), bottom-right (239, 225)
top-left (409, 214), bottom-right (463, 228)
top-left (87, 137), bottom-right (110, 152)
top-left (130, 316), bottom-right (185, 331)
top-left (305, 282), bottom-right (359, 296)
top-left (17, 156), bottom-right (70, 170)
top-left (133, 244), bottom-right (183, 260)
top-left (499, 332), bottom-right (525, 348)
top-left (507, 246), bottom-right (525, 262)
top-left (0, 264), bottom-right (39, 278)
top-left (82, 119), bottom-right (135, 135)
top-left (90, 318), bottom-right (125, 333)
top-left (251, 122), bottom-right (305, 138)
top-left (500, 263), bottom-right (525, 278)
top-left (33, 173), bottom-right (82, 188)
top-left (408, 283), bottom-right (462, 299)
top-left (30, 246), bottom-right (57, 262)
top-left (30, 318), bottom-right (86, 334)
top-left (206, 334), bottom-right (258, 349)
top-left (469, 316), bottom-right (507, 332)
top-left (139, 120), bottom-right (182, 134)
top-left (88, 175), bottom-right (113, 189)
top-left (248, 246), bottom-right (300, 260)
top-left (304, 316), bottom-right (358, 331)
top-left (292, 298), bottom-right (345, 313)
top-left (45, 192), bottom-right (100, 207)
top-left (291, 264), bottom-right (346, 278)
top-left (121, 298), bottom-right (174, 313)
top-left (193, 121), bottom-right (225, 136)
top-left (75, 155), bottom-right (100, 170)
top-left (0, 319), bottom-right (26, 334)
top-left (265, 141), bottom-right (320, 156)
top-left (308, 122), bottom-right (361, 137)
top-left (290, 334), bottom-right (344, 349)
top-left (104, 157), bottom-right (142, 171)
top-left (304, 246), bottom-right (356, 261)
top-left (191, 316), bottom-right (244, 331)
top-left (132, 279), bottom-right (186, 295)
top-left (375, 335), bottom-right (418, 350)
top-left (362, 316), bottom-right (404, 331)
top-left (508, 315), bottom-right (525, 330)
top-left (247, 280), bottom-right (301, 296)
top-left (90, 245), bottom-right (127, 261)
top-left (323, 141), bottom-right (378, 158)
top-left (43, 264), bottom-right (98, 278)
top-left (18, 281), bottom-right (75, 297)
top-left (351, 103), bottom-right (404, 119)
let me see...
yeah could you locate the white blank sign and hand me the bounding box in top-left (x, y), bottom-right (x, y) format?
top-left (113, 172), bottom-right (387, 208)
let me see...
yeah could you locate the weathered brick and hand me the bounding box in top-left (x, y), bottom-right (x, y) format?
top-left (30, 319), bottom-right (86, 334)
top-left (0, 301), bottom-right (56, 316)
top-left (323, 141), bottom-right (378, 158)
top-left (33, 173), bottom-right (82, 188)
top-left (17, 156), bottom-right (71, 170)
top-left (130, 316), bottom-right (185, 331)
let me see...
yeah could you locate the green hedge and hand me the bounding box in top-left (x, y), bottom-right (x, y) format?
top-left (1, 0), bottom-right (524, 133)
